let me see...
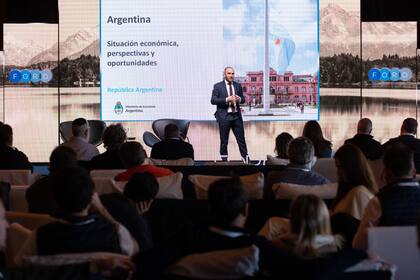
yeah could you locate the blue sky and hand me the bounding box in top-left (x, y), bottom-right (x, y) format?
top-left (223, 0), bottom-right (319, 76)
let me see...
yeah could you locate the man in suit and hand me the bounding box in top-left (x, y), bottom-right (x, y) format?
top-left (383, 117), bottom-right (420, 173)
top-left (150, 124), bottom-right (194, 160)
top-left (344, 118), bottom-right (383, 160)
top-left (211, 67), bottom-right (248, 162)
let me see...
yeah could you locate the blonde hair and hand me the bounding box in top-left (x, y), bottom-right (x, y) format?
top-left (289, 194), bottom-right (332, 258)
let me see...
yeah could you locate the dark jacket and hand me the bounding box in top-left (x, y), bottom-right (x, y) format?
top-left (383, 135), bottom-right (420, 173)
top-left (210, 80), bottom-right (245, 122)
top-left (89, 149), bottom-right (124, 170)
top-left (345, 134), bottom-right (383, 160)
top-left (151, 139), bottom-right (194, 160)
top-left (0, 145), bottom-right (32, 170)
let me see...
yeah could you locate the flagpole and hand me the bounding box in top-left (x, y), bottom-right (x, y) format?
top-left (260, 0), bottom-right (273, 115)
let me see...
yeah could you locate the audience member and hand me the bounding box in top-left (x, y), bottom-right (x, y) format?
top-left (0, 200), bottom-right (134, 279)
top-left (0, 123), bottom-right (32, 170)
top-left (265, 137), bottom-right (330, 199)
top-left (333, 144), bottom-right (377, 220)
top-left (100, 172), bottom-right (159, 251)
top-left (383, 117), bottom-right (420, 173)
top-left (89, 123), bottom-right (127, 170)
top-left (274, 132), bottom-right (293, 159)
top-left (353, 142), bottom-right (420, 249)
top-left (273, 194), bottom-right (342, 258)
top-left (344, 118), bottom-right (383, 160)
top-left (61, 118), bottom-right (99, 161)
top-left (16, 167), bottom-right (138, 264)
top-left (150, 124), bottom-right (194, 160)
top-left (26, 146), bottom-right (78, 215)
top-left (136, 178), bottom-right (291, 276)
top-left (302, 120), bottom-right (332, 158)
top-left (115, 141), bottom-right (173, 181)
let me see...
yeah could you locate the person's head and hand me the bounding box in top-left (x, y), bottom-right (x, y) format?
top-left (124, 172), bottom-right (159, 204)
top-left (164, 123), bottom-right (180, 139)
top-left (52, 167), bottom-right (94, 216)
top-left (289, 194), bottom-right (331, 257)
top-left (275, 132), bottom-right (293, 159)
top-left (0, 201), bottom-right (8, 251)
top-left (383, 142), bottom-right (415, 183)
top-left (120, 141), bottom-right (146, 168)
top-left (288, 137), bottom-right (314, 167)
top-left (357, 118), bottom-right (373, 135)
top-left (223, 67), bottom-right (235, 83)
top-left (302, 120), bottom-right (325, 142)
top-left (333, 144), bottom-right (377, 206)
top-left (49, 146), bottom-right (78, 174)
top-left (103, 123), bottom-right (127, 150)
top-left (0, 124), bottom-right (13, 146)
top-left (208, 178), bottom-right (248, 228)
top-left (401, 118), bottom-right (417, 135)
top-left (71, 118), bottom-right (89, 139)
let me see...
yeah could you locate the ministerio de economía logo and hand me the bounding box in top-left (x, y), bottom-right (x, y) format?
top-left (114, 101), bottom-right (124, 114)
top-left (9, 69), bottom-right (53, 84)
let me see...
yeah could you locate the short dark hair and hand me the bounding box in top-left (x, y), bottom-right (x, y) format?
top-left (103, 124), bottom-right (127, 149)
top-left (52, 167), bottom-right (94, 215)
top-left (0, 124), bottom-right (13, 146)
top-left (71, 118), bottom-right (89, 137)
top-left (383, 142), bottom-right (414, 177)
top-left (49, 146), bottom-right (78, 174)
top-left (357, 118), bottom-right (373, 134)
top-left (208, 178), bottom-right (248, 227)
top-left (120, 141), bottom-right (145, 168)
top-left (288, 137), bottom-right (314, 165)
top-left (123, 172), bottom-right (159, 202)
top-left (164, 124), bottom-right (179, 139)
top-left (402, 118), bottom-right (418, 134)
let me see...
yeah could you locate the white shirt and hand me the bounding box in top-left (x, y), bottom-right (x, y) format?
top-left (224, 80), bottom-right (236, 113)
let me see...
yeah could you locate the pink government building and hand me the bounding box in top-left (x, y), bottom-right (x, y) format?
top-left (237, 69), bottom-right (318, 106)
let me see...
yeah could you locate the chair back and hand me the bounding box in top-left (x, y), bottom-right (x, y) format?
top-left (6, 211), bottom-right (56, 230)
top-left (152, 119), bottom-right (190, 140)
top-left (0, 169), bottom-right (38, 185)
top-left (10, 185), bottom-right (29, 211)
top-left (59, 120), bottom-right (106, 146)
top-left (143, 131), bottom-right (160, 147)
top-left (312, 158), bottom-right (337, 182)
top-left (368, 226), bottom-right (420, 280)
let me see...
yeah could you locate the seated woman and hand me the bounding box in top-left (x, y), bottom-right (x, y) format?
top-left (302, 120), bottom-right (332, 158)
top-left (267, 132), bottom-right (293, 165)
top-left (260, 194), bottom-right (341, 258)
top-left (333, 144), bottom-right (377, 220)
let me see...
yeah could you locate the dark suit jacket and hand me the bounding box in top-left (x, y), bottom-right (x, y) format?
top-left (210, 80), bottom-right (245, 122)
top-left (345, 134), bottom-right (383, 160)
top-left (383, 134), bottom-right (420, 173)
top-left (0, 145), bottom-right (32, 170)
top-left (150, 138), bottom-right (194, 160)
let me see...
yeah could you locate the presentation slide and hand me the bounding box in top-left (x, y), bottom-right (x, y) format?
top-left (100, 0), bottom-right (319, 121)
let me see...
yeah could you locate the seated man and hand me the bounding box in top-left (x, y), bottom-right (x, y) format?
top-left (115, 141), bottom-right (173, 181)
top-left (16, 167), bottom-right (138, 264)
top-left (383, 117), bottom-right (420, 173)
top-left (0, 123), bottom-right (31, 170)
top-left (89, 123), bottom-right (127, 170)
top-left (150, 124), bottom-right (194, 160)
top-left (26, 146), bottom-right (78, 215)
top-left (61, 118), bottom-right (99, 161)
top-left (353, 142), bottom-right (420, 249)
top-left (100, 172), bottom-right (159, 251)
top-left (265, 137), bottom-right (330, 199)
top-left (344, 118), bottom-right (383, 160)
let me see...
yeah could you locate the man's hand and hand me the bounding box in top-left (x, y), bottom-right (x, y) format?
top-left (234, 95), bottom-right (241, 102)
top-left (226, 95), bottom-right (236, 103)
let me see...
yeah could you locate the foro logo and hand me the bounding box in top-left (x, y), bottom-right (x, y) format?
top-left (9, 69), bottom-right (53, 83)
top-left (368, 67), bottom-right (412, 82)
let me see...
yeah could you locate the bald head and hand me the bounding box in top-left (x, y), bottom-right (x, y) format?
top-left (357, 118), bottom-right (372, 134)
